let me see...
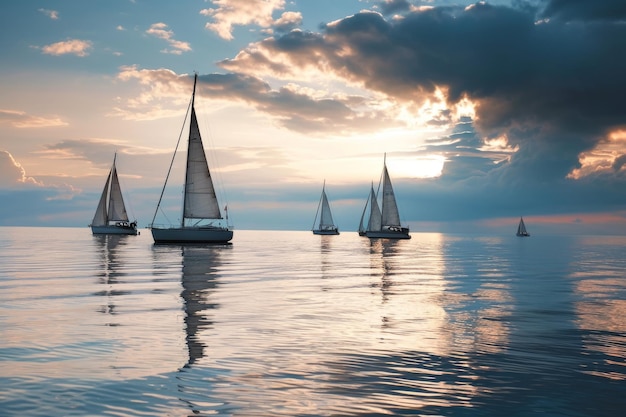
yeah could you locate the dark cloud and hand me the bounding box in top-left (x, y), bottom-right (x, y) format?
top-left (221, 2), bottom-right (626, 190)
top-left (541, 0), bottom-right (626, 22)
top-left (197, 73), bottom-right (401, 134)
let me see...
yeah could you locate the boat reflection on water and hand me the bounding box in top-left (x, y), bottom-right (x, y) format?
top-left (179, 245), bottom-right (226, 367)
top-left (92, 234), bottom-right (132, 317)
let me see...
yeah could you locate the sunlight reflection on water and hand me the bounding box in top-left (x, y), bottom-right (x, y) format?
top-left (1, 228), bottom-right (626, 416)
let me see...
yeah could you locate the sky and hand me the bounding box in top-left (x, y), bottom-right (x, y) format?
top-left (1, 0), bottom-right (626, 234)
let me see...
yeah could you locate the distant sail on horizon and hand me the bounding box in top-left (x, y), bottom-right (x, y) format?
top-left (516, 216), bottom-right (530, 237)
top-left (312, 181), bottom-right (339, 235)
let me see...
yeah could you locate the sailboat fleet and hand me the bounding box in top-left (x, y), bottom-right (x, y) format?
top-left (89, 73), bottom-right (531, 241)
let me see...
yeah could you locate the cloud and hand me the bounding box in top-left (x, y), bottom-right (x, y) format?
top-left (114, 66), bottom-right (403, 133)
top-left (0, 109), bottom-right (68, 128)
top-left (273, 11), bottom-right (303, 33)
top-left (200, 0), bottom-right (286, 40)
top-left (541, 0), bottom-right (626, 22)
top-left (38, 8), bottom-right (59, 20)
top-left (210, 1), bottom-right (626, 225)
top-left (41, 39), bottom-right (93, 56)
top-left (220, 4), bottom-right (626, 178)
top-left (378, 0), bottom-right (412, 16)
top-left (146, 23), bottom-right (191, 54)
top-left (0, 150), bottom-right (42, 187)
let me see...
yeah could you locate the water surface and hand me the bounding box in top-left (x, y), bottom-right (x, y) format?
top-left (1, 228), bottom-right (625, 416)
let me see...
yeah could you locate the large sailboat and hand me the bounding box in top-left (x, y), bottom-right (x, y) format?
top-left (312, 181), bottom-right (339, 235)
top-left (150, 74), bottom-right (233, 244)
top-left (358, 155), bottom-right (411, 239)
top-left (90, 154), bottom-right (138, 235)
top-left (516, 216), bottom-right (530, 237)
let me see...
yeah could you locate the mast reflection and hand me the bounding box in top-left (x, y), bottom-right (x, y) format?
top-left (180, 245), bottom-right (225, 367)
top-left (93, 234), bottom-right (131, 316)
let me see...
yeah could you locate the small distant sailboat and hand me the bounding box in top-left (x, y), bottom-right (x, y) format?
top-left (516, 216), bottom-right (530, 237)
top-left (312, 181), bottom-right (339, 235)
top-left (90, 154), bottom-right (138, 235)
top-left (150, 74), bottom-right (233, 244)
top-left (358, 155), bottom-right (411, 239)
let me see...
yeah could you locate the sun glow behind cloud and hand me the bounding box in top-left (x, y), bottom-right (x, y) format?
top-left (568, 130), bottom-right (626, 179)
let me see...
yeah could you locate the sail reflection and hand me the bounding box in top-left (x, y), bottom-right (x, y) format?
top-left (180, 245), bottom-right (224, 367)
top-left (92, 234), bottom-right (132, 316)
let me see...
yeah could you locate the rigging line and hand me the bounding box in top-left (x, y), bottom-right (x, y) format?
top-left (150, 92), bottom-right (193, 227)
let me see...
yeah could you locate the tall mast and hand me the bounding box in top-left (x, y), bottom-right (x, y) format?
top-left (191, 73), bottom-right (197, 109)
top-left (181, 74), bottom-right (197, 227)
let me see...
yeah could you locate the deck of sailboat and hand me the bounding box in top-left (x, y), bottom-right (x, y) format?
top-left (312, 228), bottom-right (339, 235)
top-left (91, 223), bottom-right (138, 235)
top-left (151, 226), bottom-right (233, 244)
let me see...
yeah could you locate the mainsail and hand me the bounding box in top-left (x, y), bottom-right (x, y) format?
top-left (183, 105), bottom-right (222, 222)
top-left (380, 164), bottom-right (401, 228)
top-left (367, 186), bottom-right (382, 231)
top-left (318, 189), bottom-right (335, 229)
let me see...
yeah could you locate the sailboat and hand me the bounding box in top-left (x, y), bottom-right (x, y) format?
top-left (90, 154), bottom-right (138, 235)
top-left (150, 74), bottom-right (233, 244)
top-left (312, 181), bottom-right (339, 235)
top-left (516, 216), bottom-right (530, 237)
top-left (358, 155), bottom-right (411, 239)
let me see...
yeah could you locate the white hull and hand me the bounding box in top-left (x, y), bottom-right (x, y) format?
top-left (365, 227), bottom-right (410, 239)
top-left (312, 229), bottom-right (339, 235)
top-left (91, 223), bottom-right (138, 235)
top-left (151, 227), bottom-right (233, 244)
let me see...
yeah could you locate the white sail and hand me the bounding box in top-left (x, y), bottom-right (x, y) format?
top-left (367, 186), bottom-right (382, 231)
top-left (381, 164), bottom-right (401, 227)
top-left (183, 107), bottom-right (222, 221)
top-left (319, 189), bottom-right (335, 228)
top-left (91, 173), bottom-right (110, 227)
top-left (107, 163), bottom-right (129, 222)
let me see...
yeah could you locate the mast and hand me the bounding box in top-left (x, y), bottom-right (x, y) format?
top-left (181, 74), bottom-right (197, 227)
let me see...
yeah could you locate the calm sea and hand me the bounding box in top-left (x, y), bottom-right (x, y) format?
top-left (1, 227), bottom-right (625, 416)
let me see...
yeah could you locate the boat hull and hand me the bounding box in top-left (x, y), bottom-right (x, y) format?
top-left (312, 229), bottom-right (340, 235)
top-left (91, 223), bottom-right (138, 235)
top-left (151, 227), bottom-right (233, 244)
top-left (365, 227), bottom-right (411, 239)
top-left (516, 233), bottom-right (530, 237)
